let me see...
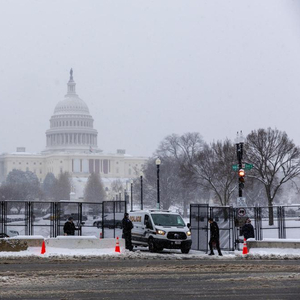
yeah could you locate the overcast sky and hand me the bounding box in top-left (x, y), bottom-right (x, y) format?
top-left (1, 0), bottom-right (300, 157)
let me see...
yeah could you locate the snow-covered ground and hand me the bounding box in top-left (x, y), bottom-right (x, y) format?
top-left (1, 242), bottom-right (300, 260)
top-left (2, 215), bottom-right (300, 260)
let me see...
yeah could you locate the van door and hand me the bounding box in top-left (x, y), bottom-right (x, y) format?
top-left (131, 213), bottom-right (147, 245)
top-left (144, 215), bottom-right (155, 236)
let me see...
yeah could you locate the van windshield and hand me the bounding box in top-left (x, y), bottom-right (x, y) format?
top-left (151, 214), bottom-right (185, 227)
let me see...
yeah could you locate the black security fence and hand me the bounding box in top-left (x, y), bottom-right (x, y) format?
top-left (0, 200), bottom-right (126, 238)
top-left (190, 204), bottom-right (300, 252)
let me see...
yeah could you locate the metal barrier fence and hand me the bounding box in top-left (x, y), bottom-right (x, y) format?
top-left (190, 204), bottom-right (300, 252)
top-left (0, 200), bottom-right (126, 238)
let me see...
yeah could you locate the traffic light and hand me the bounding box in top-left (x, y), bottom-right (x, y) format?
top-left (238, 169), bottom-right (245, 189)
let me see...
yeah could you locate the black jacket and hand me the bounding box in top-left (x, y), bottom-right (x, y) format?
top-left (241, 223), bottom-right (254, 240)
top-left (63, 221), bottom-right (77, 235)
top-left (210, 221), bottom-right (220, 241)
top-left (122, 218), bottom-right (133, 235)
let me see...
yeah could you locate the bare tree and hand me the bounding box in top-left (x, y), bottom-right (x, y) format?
top-left (138, 133), bottom-right (203, 216)
top-left (110, 179), bottom-right (124, 200)
top-left (182, 139), bottom-right (237, 207)
top-left (245, 128), bottom-right (300, 225)
top-left (157, 132), bottom-right (203, 162)
top-left (243, 177), bottom-right (267, 207)
top-left (143, 157), bottom-right (176, 209)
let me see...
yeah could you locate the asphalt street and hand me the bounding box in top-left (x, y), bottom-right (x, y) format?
top-left (1, 256), bottom-right (300, 300)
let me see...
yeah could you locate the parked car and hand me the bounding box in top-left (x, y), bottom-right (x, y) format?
top-left (43, 213), bottom-right (87, 222)
top-left (68, 213), bottom-right (88, 222)
top-left (92, 219), bottom-right (122, 229)
top-left (0, 229), bottom-right (19, 238)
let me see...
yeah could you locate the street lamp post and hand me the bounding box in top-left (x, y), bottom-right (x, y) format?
top-left (130, 180), bottom-right (133, 211)
top-left (140, 172), bottom-right (143, 210)
top-left (155, 157), bottom-right (161, 209)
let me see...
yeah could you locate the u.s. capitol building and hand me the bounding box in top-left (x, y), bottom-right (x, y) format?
top-left (0, 70), bottom-right (147, 198)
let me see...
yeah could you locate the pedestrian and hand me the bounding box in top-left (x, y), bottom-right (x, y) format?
top-left (241, 218), bottom-right (255, 240)
top-left (63, 216), bottom-right (80, 236)
top-left (208, 217), bottom-right (222, 256)
top-left (122, 213), bottom-right (133, 251)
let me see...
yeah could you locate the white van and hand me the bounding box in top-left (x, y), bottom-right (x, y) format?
top-left (129, 210), bottom-right (192, 253)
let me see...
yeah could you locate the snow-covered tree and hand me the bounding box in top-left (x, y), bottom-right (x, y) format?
top-left (84, 173), bottom-right (106, 202)
top-left (245, 128), bottom-right (300, 225)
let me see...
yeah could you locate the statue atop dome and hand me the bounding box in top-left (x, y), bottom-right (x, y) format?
top-left (67, 68), bottom-right (76, 94)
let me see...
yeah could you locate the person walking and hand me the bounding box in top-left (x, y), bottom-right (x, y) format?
top-left (122, 213), bottom-right (133, 251)
top-left (241, 218), bottom-right (255, 240)
top-left (208, 217), bottom-right (222, 256)
top-left (63, 216), bottom-right (79, 236)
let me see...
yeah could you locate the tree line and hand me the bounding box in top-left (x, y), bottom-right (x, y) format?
top-left (1, 127), bottom-right (300, 224)
top-left (134, 128), bottom-right (300, 223)
top-left (0, 170), bottom-right (106, 205)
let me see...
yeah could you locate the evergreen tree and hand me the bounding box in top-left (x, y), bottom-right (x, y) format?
top-left (5, 169), bottom-right (41, 200)
top-left (42, 172), bottom-right (57, 200)
top-left (84, 173), bottom-right (106, 202)
top-left (54, 172), bottom-right (71, 201)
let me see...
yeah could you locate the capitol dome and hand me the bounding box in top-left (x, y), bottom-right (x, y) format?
top-left (53, 95), bottom-right (90, 115)
top-left (44, 69), bottom-right (98, 153)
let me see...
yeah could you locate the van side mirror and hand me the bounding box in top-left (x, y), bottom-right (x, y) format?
top-left (187, 223), bottom-right (191, 229)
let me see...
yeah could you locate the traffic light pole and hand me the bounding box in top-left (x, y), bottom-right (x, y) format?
top-left (236, 142), bottom-right (244, 197)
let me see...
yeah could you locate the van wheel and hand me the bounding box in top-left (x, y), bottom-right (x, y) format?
top-left (148, 238), bottom-right (156, 252)
top-left (181, 247), bottom-right (190, 254)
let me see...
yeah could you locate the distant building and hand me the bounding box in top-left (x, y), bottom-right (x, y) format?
top-left (0, 70), bottom-right (147, 199)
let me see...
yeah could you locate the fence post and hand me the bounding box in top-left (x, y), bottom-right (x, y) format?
top-left (79, 202), bottom-right (82, 236)
top-left (102, 202), bottom-right (105, 239)
top-left (27, 201), bottom-right (31, 236)
top-left (255, 206), bottom-right (262, 240)
top-left (0, 201), bottom-right (3, 234)
top-left (279, 206), bottom-right (286, 239)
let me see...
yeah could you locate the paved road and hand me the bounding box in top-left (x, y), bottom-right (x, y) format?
top-left (1, 256), bottom-right (300, 300)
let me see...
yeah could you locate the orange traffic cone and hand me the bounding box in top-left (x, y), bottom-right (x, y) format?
top-left (115, 237), bottom-right (120, 253)
top-left (242, 238), bottom-right (248, 255)
top-left (41, 240), bottom-right (46, 254)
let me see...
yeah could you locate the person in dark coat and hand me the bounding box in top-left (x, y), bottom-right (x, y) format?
top-left (241, 218), bottom-right (255, 240)
top-left (122, 213), bottom-right (133, 251)
top-left (63, 216), bottom-right (79, 236)
top-left (208, 218), bottom-right (222, 256)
